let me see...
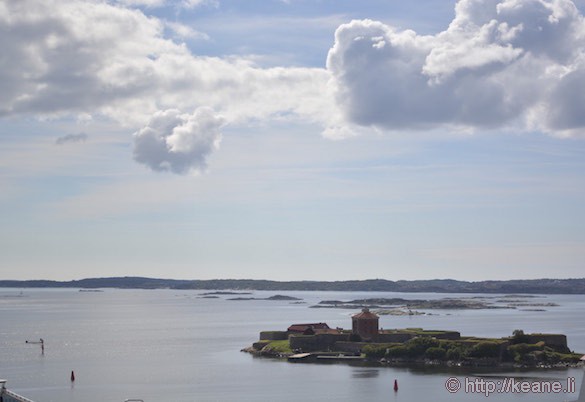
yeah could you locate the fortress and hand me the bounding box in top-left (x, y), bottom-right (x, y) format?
top-left (259, 308), bottom-right (467, 353)
top-left (249, 308), bottom-right (576, 366)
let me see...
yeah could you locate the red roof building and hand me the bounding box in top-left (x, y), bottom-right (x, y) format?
top-left (287, 323), bottom-right (330, 334)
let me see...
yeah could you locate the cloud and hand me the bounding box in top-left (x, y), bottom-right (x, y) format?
top-left (133, 107), bottom-right (224, 174)
top-left (55, 133), bottom-right (88, 145)
top-left (114, 0), bottom-right (217, 9)
top-left (0, 0), bottom-right (337, 174)
top-left (0, 0), bottom-right (164, 118)
top-left (4, 0), bottom-right (584, 177)
top-left (0, 0), bottom-right (333, 128)
top-left (181, 0), bottom-right (218, 9)
top-left (115, 0), bottom-right (166, 7)
top-left (165, 21), bottom-right (209, 40)
top-left (326, 0), bottom-right (585, 136)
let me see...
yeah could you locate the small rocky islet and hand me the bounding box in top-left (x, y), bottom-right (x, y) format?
top-left (310, 296), bottom-right (560, 315)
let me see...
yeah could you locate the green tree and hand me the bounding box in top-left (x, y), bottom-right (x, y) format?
top-left (425, 347), bottom-right (446, 360)
top-left (512, 329), bottom-right (529, 344)
top-left (469, 342), bottom-right (501, 359)
top-left (386, 345), bottom-right (410, 358)
top-left (406, 337), bottom-right (440, 357)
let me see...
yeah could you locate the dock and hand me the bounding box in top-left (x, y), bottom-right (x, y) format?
top-left (316, 354), bottom-right (365, 361)
top-left (288, 352), bottom-right (365, 362)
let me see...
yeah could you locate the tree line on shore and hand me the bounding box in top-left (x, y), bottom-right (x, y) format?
top-left (1, 276), bottom-right (585, 294)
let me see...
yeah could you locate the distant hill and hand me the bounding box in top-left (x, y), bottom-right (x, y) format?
top-left (0, 277), bottom-right (189, 289)
top-left (1, 277), bottom-right (585, 294)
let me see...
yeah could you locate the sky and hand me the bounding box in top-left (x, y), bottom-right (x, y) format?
top-left (1, 0), bottom-right (585, 282)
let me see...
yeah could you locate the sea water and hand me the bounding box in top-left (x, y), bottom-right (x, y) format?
top-left (0, 288), bottom-right (583, 402)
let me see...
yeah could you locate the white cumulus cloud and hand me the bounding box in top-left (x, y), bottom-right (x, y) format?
top-left (3, 0), bottom-right (585, 177)
top-left (133, 108), bottom-right (224, 174)
top-left (165, 21), bottom-right (209, 40)
top-left (0, 0), bottom-right (340, 174)
top-left (326, 0), bottom-right (585, 136)
top-left (0, 0), bottom-right (332, 128)
top-left (114, 0), bottom-right (217, 9)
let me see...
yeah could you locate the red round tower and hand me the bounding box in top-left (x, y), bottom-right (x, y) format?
top-left (351, 308), bottom-right (379, 341)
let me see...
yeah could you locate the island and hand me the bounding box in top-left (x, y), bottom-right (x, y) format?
top-left (227, 295), bottom-right (302, 301)
top-left (242, 308), bottom-right (584, 368)
top-left (311, 296), bottom-right (560, 315)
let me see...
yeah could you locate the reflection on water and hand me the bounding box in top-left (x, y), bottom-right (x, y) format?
top-left (352, 368), bottom-right (380, 379)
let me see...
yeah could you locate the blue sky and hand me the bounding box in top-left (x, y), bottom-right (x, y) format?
top-left (1, 0), bottom-right (585, 281)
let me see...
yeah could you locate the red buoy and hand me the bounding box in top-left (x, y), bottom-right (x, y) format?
top-left (71, 371), bottom-right (75, 382)
top-left (394, 379), bottom-right (398, 392)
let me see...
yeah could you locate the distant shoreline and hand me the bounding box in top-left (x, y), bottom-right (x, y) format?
top-left (1, 276), bottom-right (585, 294)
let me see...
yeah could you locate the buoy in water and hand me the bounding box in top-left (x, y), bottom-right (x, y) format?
top-left (71, 371), bottom-right (75, 382)
top-left (394, 379), bottom-right (398, 392)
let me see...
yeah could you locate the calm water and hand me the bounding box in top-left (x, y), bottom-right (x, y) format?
top-left (0, 288), bottom-right (583, 402)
